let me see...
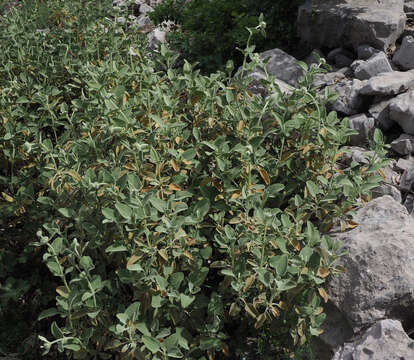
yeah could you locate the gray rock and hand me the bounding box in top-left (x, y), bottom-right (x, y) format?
top-left (399, 166), bottom-right (414, 191)
top-left (368, 97), bottom-right (396, 131)
top-left (393, 35), bottom-right (414, 69)
top-left (405, 1), bottom-right (414, 12)
top-left (395, 157), bottom-right (414, 171)
top-left (147, 27), bottom-right (167, 50)
top-left (139, 3), bottom-right (153, 14)
top-left (339, 146), bottom-right (376, 167)
top-left (359, 70), bottom-right (414, 96)
top-left (327, 79), bottom-right (365, 115)
top-left (327, 47), bottom-right (354, 67)
top-left (245, 71), bottom-right (293, 97)
top-left (327, 195), bottom-right (414, 332)
top-left (305, 49), bottom-right (325, 67)
top-left (259, 48), bottom-right (305, 87)
top-left (313, 71), bottom-right (346, 89)
top-left (297, 0), bottom-right (406, 51)
top-left (353, 52), bottom-right (393, 80)
top-left (391, 133), bottom-right (414, 155)
top-left (333, 319), bottom-right (414, 360)
top-left (348, 114), bottom-right (375, 146)
top-left (404, 193), bottom-right (414, 214)
top-left (405, 0), bottom-right (414, 13)
top-left (372, 183), bottom-right (402, 203)
top-left (357, 44), bottom-right (381, 60)
top-left (389, 90), bottom-right (414, 134)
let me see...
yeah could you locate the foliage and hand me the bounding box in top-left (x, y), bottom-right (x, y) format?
top-left (149, 0), bottom-right (305, 74)
top-left (0, 1), bottom-right (390, 359)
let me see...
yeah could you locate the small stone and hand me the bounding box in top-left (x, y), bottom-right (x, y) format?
top-left (395, 157), bottom-right (414, 171)
top-left (368, 97), bottom-right (395, 131)
top-left (393, 35), bottom-right (414, 70)
top-left (399, 166), bottom-right (414, 191)
top-left (391, 133), bottom-right (414, 155)
top-left (372, 183), bottom-right (402, 203)
top-left (357, 44), bottom-right (380, 60)
top-left (347, 114), bottom-right (375, 146)
top-left (389, 90), bottom-right (414, 135)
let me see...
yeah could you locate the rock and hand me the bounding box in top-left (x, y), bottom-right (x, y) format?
top-left (405, 0), bottom-right (414, 13)
top-left (391, 133), bottom-right (414, 155)
top-left (327, 195), bottom-right (414, 333)
top-left (395, 157), bottom-right (414, 171)
top-left (313, 71), bottom-right (345, 89)
top-left (147, 27), bottom-right (167, 50)
top-left (332, 319), bottom-right (414, 360)
top-left (357, 44), bottom-right (380, 60)
top-left (352, 52), bottom-right (393, 80)
top-left (389, 90), bottom-right (414, 134)
top-left (258, 48), bottom-right (305, 87)
top-left (305, 49), bottom-right (325, 67)
top-left (399, 166), bottom-right (414, 191)
top-left (297, 0), bottom-right (406, 51)
top-left (327, 47), bottom-right (354, 68)
top-left (404, 193), bottom-right (414, 214)
top-left (368, 97), bottom-right (396, 131)
top-left (139, 3), bottom-right (153, 15)
top-left (348, 114), bottom-right (375, 146)
top-left (371, 183), bottom-right (402, 203)
top-left (393, 35), bottom-right (414, 70)
top-left (339, 146), bottom-right (376, 167)
top-left (327, 79), bottom-right (366, 115)
top-left (245, 71), bottom-right (293, 97)
top-left (359, 70), bottom-right (414, 96)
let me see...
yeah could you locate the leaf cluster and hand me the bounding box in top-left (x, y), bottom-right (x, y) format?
top-left (0, 2), bottom-right (390, 359)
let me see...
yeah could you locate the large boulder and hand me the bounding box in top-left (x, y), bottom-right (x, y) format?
top-left (297, 0), bottom-right (406, 51)
top-left (393, 35), bottom-right (414, 70)
top-left (332, 319), bottom-right (414, 360)
top-left (326, 196), bottom-right (414, 334)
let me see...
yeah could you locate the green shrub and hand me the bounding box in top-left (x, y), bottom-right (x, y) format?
top-left (149, 0), bottom-right (305, 74)
top-left (0, 2), bottom-right (389, 359)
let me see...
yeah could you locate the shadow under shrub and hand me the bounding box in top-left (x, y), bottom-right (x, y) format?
top-left (0, 2), bottom-right (390, 359)
top-left (149, 0), bottom-right (305, 74)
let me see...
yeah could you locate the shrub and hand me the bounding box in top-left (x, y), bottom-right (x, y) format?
top-left (149, 0), bottom-right (305, 74)
top-left (0, 2), bottom-right (389, 359)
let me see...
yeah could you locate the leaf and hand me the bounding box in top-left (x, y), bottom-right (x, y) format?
top-left (158, 249), bottom-right (169, 261)
top-left (169, 183), bottom-right (182, 191)
top-left (243, 275), bottom-right (255, 292)
top-left (66, 170), bottom-right (82, 182)
top-left (244, 303), bottom-right (258, 319)
top-left (106, 244), bottom-right (128, 253)
top-left (318, 287), bottom-right (329, 303)
top-left (58, 208), bottom-right (74, 218)
top-left (180, 294), bottom-right (195, 308)
top-left (1, 192), bottom-right (14, 202)
top-left (170, 159), bottom-right (179, 172)
top-left (127, 255), bottom-right (141, 268)
top-left (182, 148), bottom-right (197, 161)
top-left (149, 197), bottom-right (166, 213)
top-left (55, 286), bottom-right (68, 298)
top-left (80, 256), bottom-right (94, 271)
top-left (317, 267), bottom-right (330, 278)
top-left (115, 202), bottom-right (132, 220)
top-left (258, 167), bottom-right (270, 185)
top-left (38, 308), bottom-right (59, 320)
top-left (254, 313), bottom-right (266, 329)
top-left (269, 255), bottom-right (288, 277)
top-left (306, 180), bottom-right (321, 198)
top-left (102, 208), bottom-right (116, 222)
top-left (142, 336), bottom-right (161, 354)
